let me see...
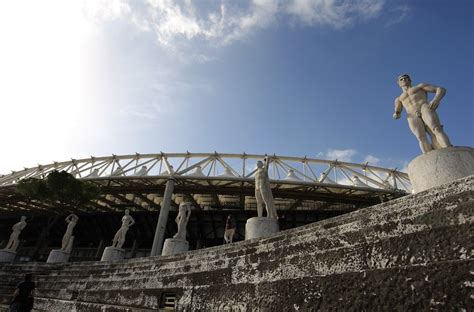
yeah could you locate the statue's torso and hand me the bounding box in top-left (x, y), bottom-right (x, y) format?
top-left (12, 222), bottom-right (26, 232)
top-left (121, 215), bottom-right (132, 227)
top-left (399, 85), bottom-right (429, 116)
top-left (255, 168), bottom-right (268, 189)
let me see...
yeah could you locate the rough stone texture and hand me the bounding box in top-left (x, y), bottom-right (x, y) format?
top-left (245, 217), bottom-right (280, 240)
top-left (0, 176), bottom-right (472, 311)
top-left (46, 249), bottom-right (70, 264)
top-left (0, 250), bottom-right (16, 263)
top-left (100, 247), bottom-right (125, 262)
top-left (162, 238), bottom-right (189, 256)
top-left (408, 146), bottom-right (474, 192)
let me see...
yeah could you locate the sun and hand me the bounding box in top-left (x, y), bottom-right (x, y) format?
top-left (0, 1), bottom-right (94, 173)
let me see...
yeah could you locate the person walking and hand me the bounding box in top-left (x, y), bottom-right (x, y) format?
top-left (10, 273), bottom-right (35, 312)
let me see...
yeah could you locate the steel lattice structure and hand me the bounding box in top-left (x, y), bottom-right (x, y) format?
top-left (0, 152), bottom-right (410, 215)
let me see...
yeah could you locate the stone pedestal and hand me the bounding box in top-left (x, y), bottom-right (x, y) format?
top-left (408, 146), bottom-right (474, 193)
top-left (245, 217), bottom-right (279, 240)
top-left (161, 238), bottom-right (189, 256)
top-left (46, 249), bottom-right (70, 264)
top-left (0, 249), bottom-right (16, 262)
top-left (100, 247), bottom-right (125, 262)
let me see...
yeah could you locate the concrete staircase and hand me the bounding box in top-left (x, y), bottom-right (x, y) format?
top-left (1, 176), bottom-right (472, 311)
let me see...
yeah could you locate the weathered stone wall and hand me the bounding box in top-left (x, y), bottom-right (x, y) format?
top-left (1, 176), bottom-right (472, 311)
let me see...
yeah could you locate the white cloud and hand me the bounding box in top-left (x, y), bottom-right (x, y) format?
top-left (287, 0), bottom-right (384, 28)
top-left (82, 0), bottom-right (131, 21)
top-left (326, 149), bottom-right (357, 162)
top-left (363, 154), bottom-right (381, 165)
top-left (81, 0), bottom-right (387, 50)
top-left (385, 5), bottom-right (410, 27)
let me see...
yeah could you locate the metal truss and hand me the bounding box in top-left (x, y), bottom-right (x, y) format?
top-left (0, 152), bottom-right (411, 214)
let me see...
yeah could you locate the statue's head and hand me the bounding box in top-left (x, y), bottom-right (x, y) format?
top-left (257, 161), bottom-right (263, 168)
top-left (397, 74), bottom-right (411, 87)
top-left (179, 202), bottom-right (189, 211)
top-left (125, 209), bottom-right (130, 215)
top-left (21, 216), bottom-right (26, 221)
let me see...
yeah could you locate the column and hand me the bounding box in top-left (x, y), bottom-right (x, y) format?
top-left (150, 179), bottom-right (175, 256)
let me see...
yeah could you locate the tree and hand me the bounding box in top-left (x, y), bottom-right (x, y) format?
top-left (16, 170), bottom-right (99, 259)
top-left (16, 170), bottom-right (99, 211)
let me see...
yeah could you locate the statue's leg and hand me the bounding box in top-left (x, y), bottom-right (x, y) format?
top-left (116, 228), bottom-right (128, 249)
top-left (230, 229), bottom-right (235, 243)
top-left (421, 107), bottom-right (452, 148)
top-left (407, 116), bottom-right (432, 153)
top-left (112, 230), bottom-right (121, 247)
top-left (11, 240), bottom-right (19, 251)
top-left (255, 190), bottom-right (264, 217)
top-left (61, 237), bottom-right (68, 250)
top-left (5, 238), bottom-right (13, 249)
top-left (224, 230), bottom-right (230, 243)
top-left (426, 126), bottom-right (442, 149)
top-left (262, 189), bottom-right (277, 219)
top-left (61, 231), bottom-right (71, 250)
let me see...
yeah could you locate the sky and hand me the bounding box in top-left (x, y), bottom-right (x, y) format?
top-left (0, 0), bottom-right (473, 175)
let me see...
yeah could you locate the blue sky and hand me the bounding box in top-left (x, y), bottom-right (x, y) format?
top-left (0, 0), bottom-right (473, 174)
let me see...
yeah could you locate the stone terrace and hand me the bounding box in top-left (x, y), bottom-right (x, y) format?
top-left (0, 176), bottom-right (472, 311)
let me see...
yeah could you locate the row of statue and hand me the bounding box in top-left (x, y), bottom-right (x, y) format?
top-left (2, 214), bottom-right (79, 253)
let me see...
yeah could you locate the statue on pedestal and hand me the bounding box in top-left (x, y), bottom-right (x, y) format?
top-left (393, 74), bottom-right (452, 154)
top-left (111, 209), bottom-right (135, 249)
top-left (173, 202), bottom-right (191, 240)
top-left (4, 216), bottom-right (27, 252)
top-left (255, 156), bottom-right (278, 219)
top-left (224, 215), bottom-right (236, 244)
top-left (61, 214), bottom-right (79, 251)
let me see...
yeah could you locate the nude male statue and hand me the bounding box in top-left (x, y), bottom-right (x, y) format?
top-left (5, 216), bottom-right (27, 251)
top-left (111, 209), bottom-right (135, 249)
top-left (174, 202), bottom-right (191, 240)
top-left (393, 74), bottom-right (452, 153)
top-left (255, 156), bottom-right (278, 219)
top-left (223, 215), bottom-right (235, 244)
top-left (61, 214), bottom-right (79, 251)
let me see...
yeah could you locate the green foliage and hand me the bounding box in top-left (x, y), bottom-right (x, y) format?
top-left (16, 170), bottom-right (99, 208)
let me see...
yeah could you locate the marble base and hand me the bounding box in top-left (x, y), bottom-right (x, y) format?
top-left (46, 249), bottom-right (70, 264)
top-left (408, 146), bottom-right (474, 193)
top-left (245, 217), bottom-right (279, 240)
top-left (161, 238), bottom-right (189, 256)
top-left (0, 249), bottom-right (16, 262)
top-left (100, 246), bottom-right (125, 262)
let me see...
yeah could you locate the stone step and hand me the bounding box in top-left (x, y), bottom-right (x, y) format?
top-left (184, 258), bottom-right (472, 311)
top-left (34, 297), bottom-right (161, 312)
top-left (16, 222), bottom-right (472, 302)
top-left (0, 176), bottom-right (471, 311)
top-left (31, 258), bottom-right (471, 311)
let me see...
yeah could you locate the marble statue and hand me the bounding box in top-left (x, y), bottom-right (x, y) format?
top-left (173, 202), bottom-right (191, 240)
top-left (224, 215), bottom-right (236, 244)
top-left (255, 156), bottom-right (278, 219)
top-left (61, 214), bottom-right (79, 251)
top-left (111, 209), bottom-right (135, 249)
top-left (4, 216), bottom-right (27, 251)
top-left (393, 74), bottom-right (452, 154)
